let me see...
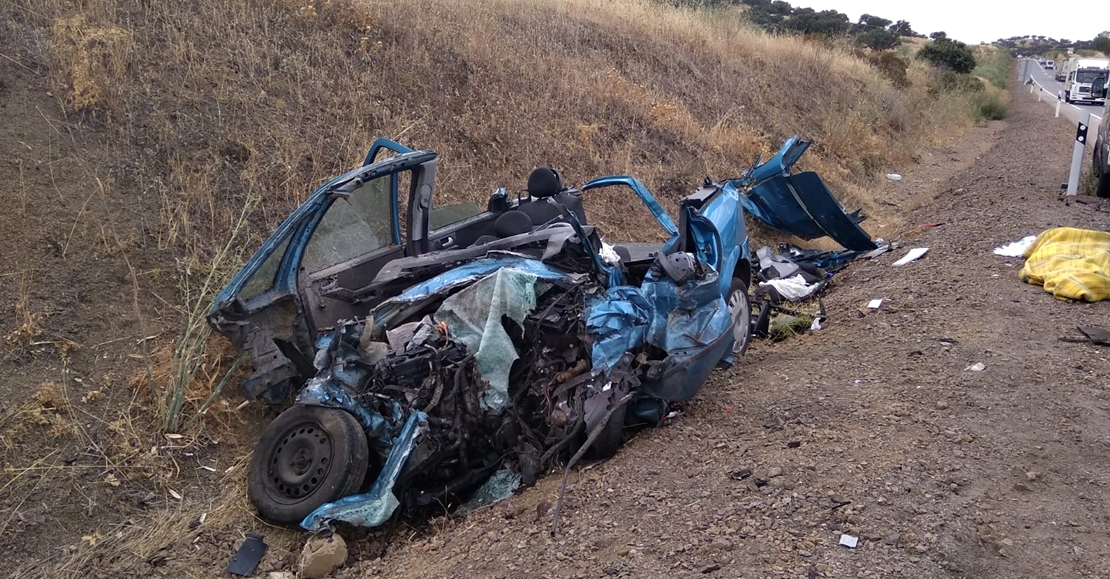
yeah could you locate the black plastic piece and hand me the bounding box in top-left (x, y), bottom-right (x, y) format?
top-left (226, 533), bottom-right (267, 576)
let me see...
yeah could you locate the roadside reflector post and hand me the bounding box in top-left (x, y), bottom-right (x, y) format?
top-left (1055, 96), bottom-right (1061, 118)
top-left (1066, 112), bottom-right (1091, 196)
top-left (1038, 88), bottom-right (1042, 102)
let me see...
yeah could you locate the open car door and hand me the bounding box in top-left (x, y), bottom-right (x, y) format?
top-left (209, 145), bottom-right (436, 401)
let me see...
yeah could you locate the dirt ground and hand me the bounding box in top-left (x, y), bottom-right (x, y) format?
top-left (4, 56), bottom-right (1110, 577)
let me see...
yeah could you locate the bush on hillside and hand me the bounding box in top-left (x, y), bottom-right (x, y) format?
top-left (867, 51), bottom-right (909, 87)
top-left (917, 37), bottom-right (976, 74)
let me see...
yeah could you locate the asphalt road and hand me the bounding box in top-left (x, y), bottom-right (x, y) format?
top-left (1020, 59), bottom-right (1104, 146)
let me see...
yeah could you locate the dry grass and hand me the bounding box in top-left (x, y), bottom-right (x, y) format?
top-left (11, 0), bottom-right (984, 254)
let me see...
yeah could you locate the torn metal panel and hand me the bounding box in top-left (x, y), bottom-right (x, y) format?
top-left (736, 137), bottom-right (876, 252)
top-left (301, 410), bottom-right (427, 532)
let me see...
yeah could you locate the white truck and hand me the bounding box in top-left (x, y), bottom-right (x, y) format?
top-left (1062, 58), bottom-right (1110, 105)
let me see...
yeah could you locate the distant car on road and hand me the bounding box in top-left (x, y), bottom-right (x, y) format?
top-left (1046, 60), bottom-right (1055, 70)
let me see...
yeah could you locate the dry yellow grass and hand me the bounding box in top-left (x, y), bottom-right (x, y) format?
top-left (14, 0), bottom-right (983, 251)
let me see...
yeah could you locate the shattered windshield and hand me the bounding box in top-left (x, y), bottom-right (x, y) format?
top-left (302, 174), bottom-right (396, 274)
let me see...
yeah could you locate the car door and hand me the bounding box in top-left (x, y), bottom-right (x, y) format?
top-left (209, 148), bottom-right (436, 400)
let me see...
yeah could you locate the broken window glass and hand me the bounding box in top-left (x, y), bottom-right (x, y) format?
top-left (302, 175), bottom-right (396, 274)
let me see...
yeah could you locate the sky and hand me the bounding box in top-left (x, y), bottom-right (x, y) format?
top-left (791, 0), bottom-right (1107, 45)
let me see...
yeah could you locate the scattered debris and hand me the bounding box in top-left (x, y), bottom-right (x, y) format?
top-left (300, 534), bottom-right (348, 579)
top-left (728, 468), bottom-right (753, 481)
top-left (892, 247), bottom-right (929, 266)
top-left (839, 534), bottom-right (860, 548)
top-left (886, 173), bottom-right (902, 181)
top-left (1077, 326), bottom-right (1110, 346)
top-left (993, 235), bottom-right (1037, 257)
top-left (226, 534), bottom-right (268, 577)
top-left (966, 362), bottom-right (986, 372)
top-left (867, 299), bottom-right (883, 310)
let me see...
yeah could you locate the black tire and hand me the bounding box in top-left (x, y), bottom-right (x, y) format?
top-left (1098, 166), bottom-right (1110, 199)
top-left (726, 277), bottom-right (753, 357)
top-left (248, 405), bottom-right (369, 525)
top-left (585, 400), bottom-right (627, 459)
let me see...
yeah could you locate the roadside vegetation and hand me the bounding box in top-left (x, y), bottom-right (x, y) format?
top-left (1, 0), bottom-right (1015, 573)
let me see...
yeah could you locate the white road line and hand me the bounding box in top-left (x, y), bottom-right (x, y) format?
top-left (1029, 73), bottom-right (1104, 122)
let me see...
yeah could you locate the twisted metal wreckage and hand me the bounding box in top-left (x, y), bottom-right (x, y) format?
top-left (207, 137), bottom-right (873, 532)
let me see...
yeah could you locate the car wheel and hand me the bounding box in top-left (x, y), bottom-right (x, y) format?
top-left (726, 278), bottom-right (752, 356)
top-left (248, 405), bottom-right (369, 525)
top-left (1098, 166), bottom-right (1110, 199)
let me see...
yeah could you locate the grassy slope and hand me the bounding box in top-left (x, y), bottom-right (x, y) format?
top-left (18, 0), bottom-right (980, 248)
top-left (1, 0), bottom-right (993, 574)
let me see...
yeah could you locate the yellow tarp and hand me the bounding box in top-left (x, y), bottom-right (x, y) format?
top-left (1020, 227), bottom-right (1110, 302)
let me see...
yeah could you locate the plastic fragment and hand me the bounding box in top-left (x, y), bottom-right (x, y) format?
top-left (839, 534), bottom-right (859, 548)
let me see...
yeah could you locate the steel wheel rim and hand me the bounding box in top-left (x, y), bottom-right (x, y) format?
top-left (267, 421), bottom-right (333, 500)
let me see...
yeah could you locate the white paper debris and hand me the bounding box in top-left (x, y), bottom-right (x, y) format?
top-left (867, 299), bottom-right (883, 309)
top-left (809, 318), bottom-right (822, 331)
top-left (886, 173), bottom-right (902, 181)
top-left (839, 534), bottom-right (859, 548)
top-left (993, 235), bottom-right (1037, 257)
top-left (966, 362), bottom-right (986, 372)
top-left (893, 247), bottom-right (929, 266)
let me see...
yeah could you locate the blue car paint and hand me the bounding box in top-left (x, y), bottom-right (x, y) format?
top-left (733, 136), bottom-right (876, 252)
top-left (301, 409), bottom-right (428, 532)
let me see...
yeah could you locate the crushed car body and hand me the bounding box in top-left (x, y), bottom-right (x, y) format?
top-left (208, 136), bottom-right (868, 531)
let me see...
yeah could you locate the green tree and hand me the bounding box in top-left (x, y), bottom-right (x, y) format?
top-left (888, 20), bottom-right (915, 37)
top-left (917, 37), bottom-right (976, 74)
top-left (930, 31), bottom-right (947, 40)
top-left (1096, 31), bottom-right (1110, 55)
top-left (857, 14), bottom-right (891, 29)
top-left (857, 28), bottom-right (901, 51)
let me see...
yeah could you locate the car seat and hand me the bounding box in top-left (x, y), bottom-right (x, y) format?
top-left (473, 210), bottom-right (533, 246)
top-left (517, 167), bottom-right (588, 227)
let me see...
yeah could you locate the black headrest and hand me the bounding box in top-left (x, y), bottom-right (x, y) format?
top-left (494, 210), bottom-right (533, 238)
top-left (527, 167), bottom-right (563, 199)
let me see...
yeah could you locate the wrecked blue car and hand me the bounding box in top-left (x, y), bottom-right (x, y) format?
top-left (208, 137), bottom-right (868, 530)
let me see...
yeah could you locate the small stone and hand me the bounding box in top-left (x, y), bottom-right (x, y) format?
top-left (710, 538), bottom-right (734, 552)
top-left (767, 467), bottom-right (783, 478)
top-left (1013, 483), bottom-right (1031, 492)
top-left (787, 440), bottom-right (801, 448)
top-left (300, 534), bottom-right (348, 579)
top-left (269, 573), bottom-right (296, 579)
top-left (883, 533), bottom-right (902, 546)
top-left (1025, 471), bottom-right (1039, 481)
top-left (700, 563), bottom-right (722, 573)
